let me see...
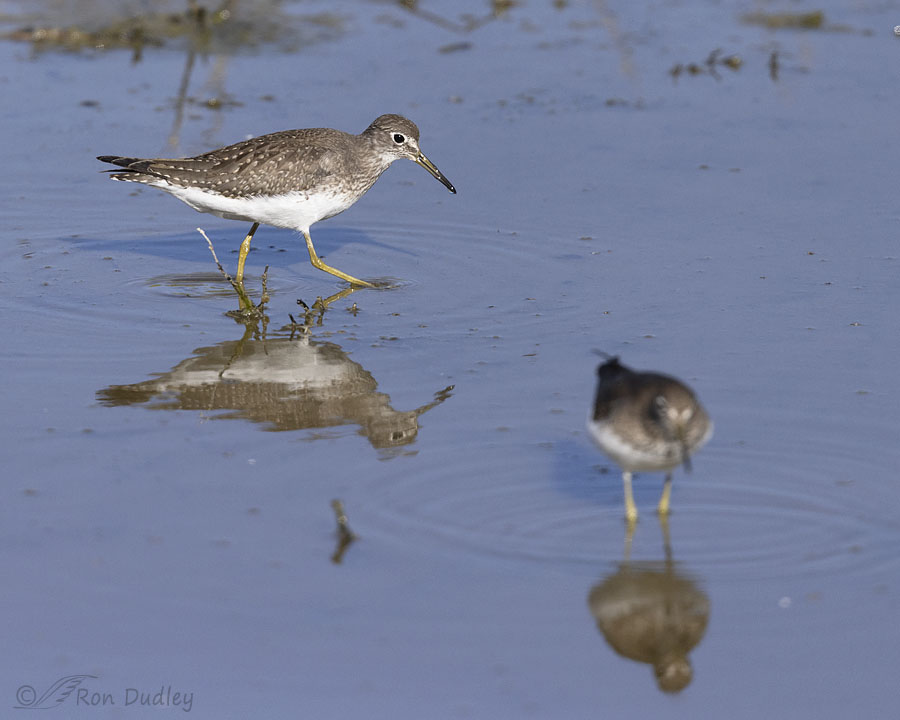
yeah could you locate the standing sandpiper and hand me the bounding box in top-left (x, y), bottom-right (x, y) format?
top-left (588, 357), bottom-right (712, 523)
top-left (97, 114), bottom-right (456, 289)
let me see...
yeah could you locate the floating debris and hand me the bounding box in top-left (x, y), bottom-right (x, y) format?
top-left (669, 49), bottom-right (742, 81)
top-left (438, 41), bottom-right (472, 54)
top-left (741, 11), bottom-right (825, 30)
top-left (2, 4), bottom-right (345, 56)
top-left (721, 54), bottom-right (742, 70)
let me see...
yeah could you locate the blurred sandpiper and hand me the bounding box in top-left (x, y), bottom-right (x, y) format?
top-left (588, 357), bottom-right (712, 523)
top-left (98, 114), bottom-right (456, 289)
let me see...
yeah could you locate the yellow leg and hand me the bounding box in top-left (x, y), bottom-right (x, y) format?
top-left (657, 473), bottom-right (673, 517)
top-left (623, 471), bottom-right (638, 524)
top-left (303, 229), bottom-right (374, 288)
top-left (235, 222), bottom-right (260, 286)
top-left (623, 514), bottom-right (637, 563)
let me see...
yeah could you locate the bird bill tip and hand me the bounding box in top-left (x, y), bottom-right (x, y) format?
top-left (415, 153), bottom-right (456, 194)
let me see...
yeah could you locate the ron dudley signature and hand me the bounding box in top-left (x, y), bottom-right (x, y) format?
top-left (15, 675), bottom-right (194, 712)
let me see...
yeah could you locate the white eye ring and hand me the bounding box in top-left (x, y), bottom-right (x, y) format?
top-left (392, 133), bottom-right (405, 144)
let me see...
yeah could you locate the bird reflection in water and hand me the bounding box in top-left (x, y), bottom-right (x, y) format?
top-left (97, 288), bottom-right (454, 451)
top-left (587, 518), bottom-right (710, 693)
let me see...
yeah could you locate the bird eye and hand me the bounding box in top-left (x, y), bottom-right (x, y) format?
top-left (392, 133), bottom-right (405, 144)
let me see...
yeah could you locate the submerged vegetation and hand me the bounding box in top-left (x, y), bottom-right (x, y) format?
top-left (1, 1), bottom-right (344, 55)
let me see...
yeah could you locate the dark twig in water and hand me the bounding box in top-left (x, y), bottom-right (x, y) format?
top-left (592, 349), bottom-right (616, 361)
top-left (198, 227), bottom-right (268, 319)
top-left (769, 51), bottom-right (780, 82)
top-left (331, 499), bottom-right (357, 564)
top-left (705, 49), bottom-right (722, 80)
top-left (669, 49), bottom-right (741, 82)
top-left (260, 265), bottom-right (270, 306)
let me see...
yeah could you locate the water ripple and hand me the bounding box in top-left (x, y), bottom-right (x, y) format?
top-left (361, 410), bottom-right (900, 582)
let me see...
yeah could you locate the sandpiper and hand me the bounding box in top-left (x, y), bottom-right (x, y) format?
top-left (97, 114), bottom-right (456, 289)
top-left (588, 357), bottom-right (712, 523)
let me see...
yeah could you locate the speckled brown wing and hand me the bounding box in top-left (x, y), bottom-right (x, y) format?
top-left (99, 128), bottom-right (355, 198)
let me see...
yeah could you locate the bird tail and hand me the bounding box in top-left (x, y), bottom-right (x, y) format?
top-left (96, 155), bottom-right (159, 181)
top-left (97, 155), bottom-right (157, 171)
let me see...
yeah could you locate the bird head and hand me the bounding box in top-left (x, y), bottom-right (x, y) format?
top-left (364, 114), bottom-right (456, 194)
top-left (652, 393), bottom-right (704, 471)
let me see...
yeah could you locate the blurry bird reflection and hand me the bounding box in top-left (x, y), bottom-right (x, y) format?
top-left (587, 518), bottom-right (710, 693)
top-left (98, 291), bottom-right (453, 450)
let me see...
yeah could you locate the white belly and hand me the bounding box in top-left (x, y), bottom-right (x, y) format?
top-left (155, 182), bottom-right (358, 231)
top-left (587, 418), bottom-right (681, 472)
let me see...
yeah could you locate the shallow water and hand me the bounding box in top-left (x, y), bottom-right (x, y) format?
top-left (2, 0), bottom-right (900, 717)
